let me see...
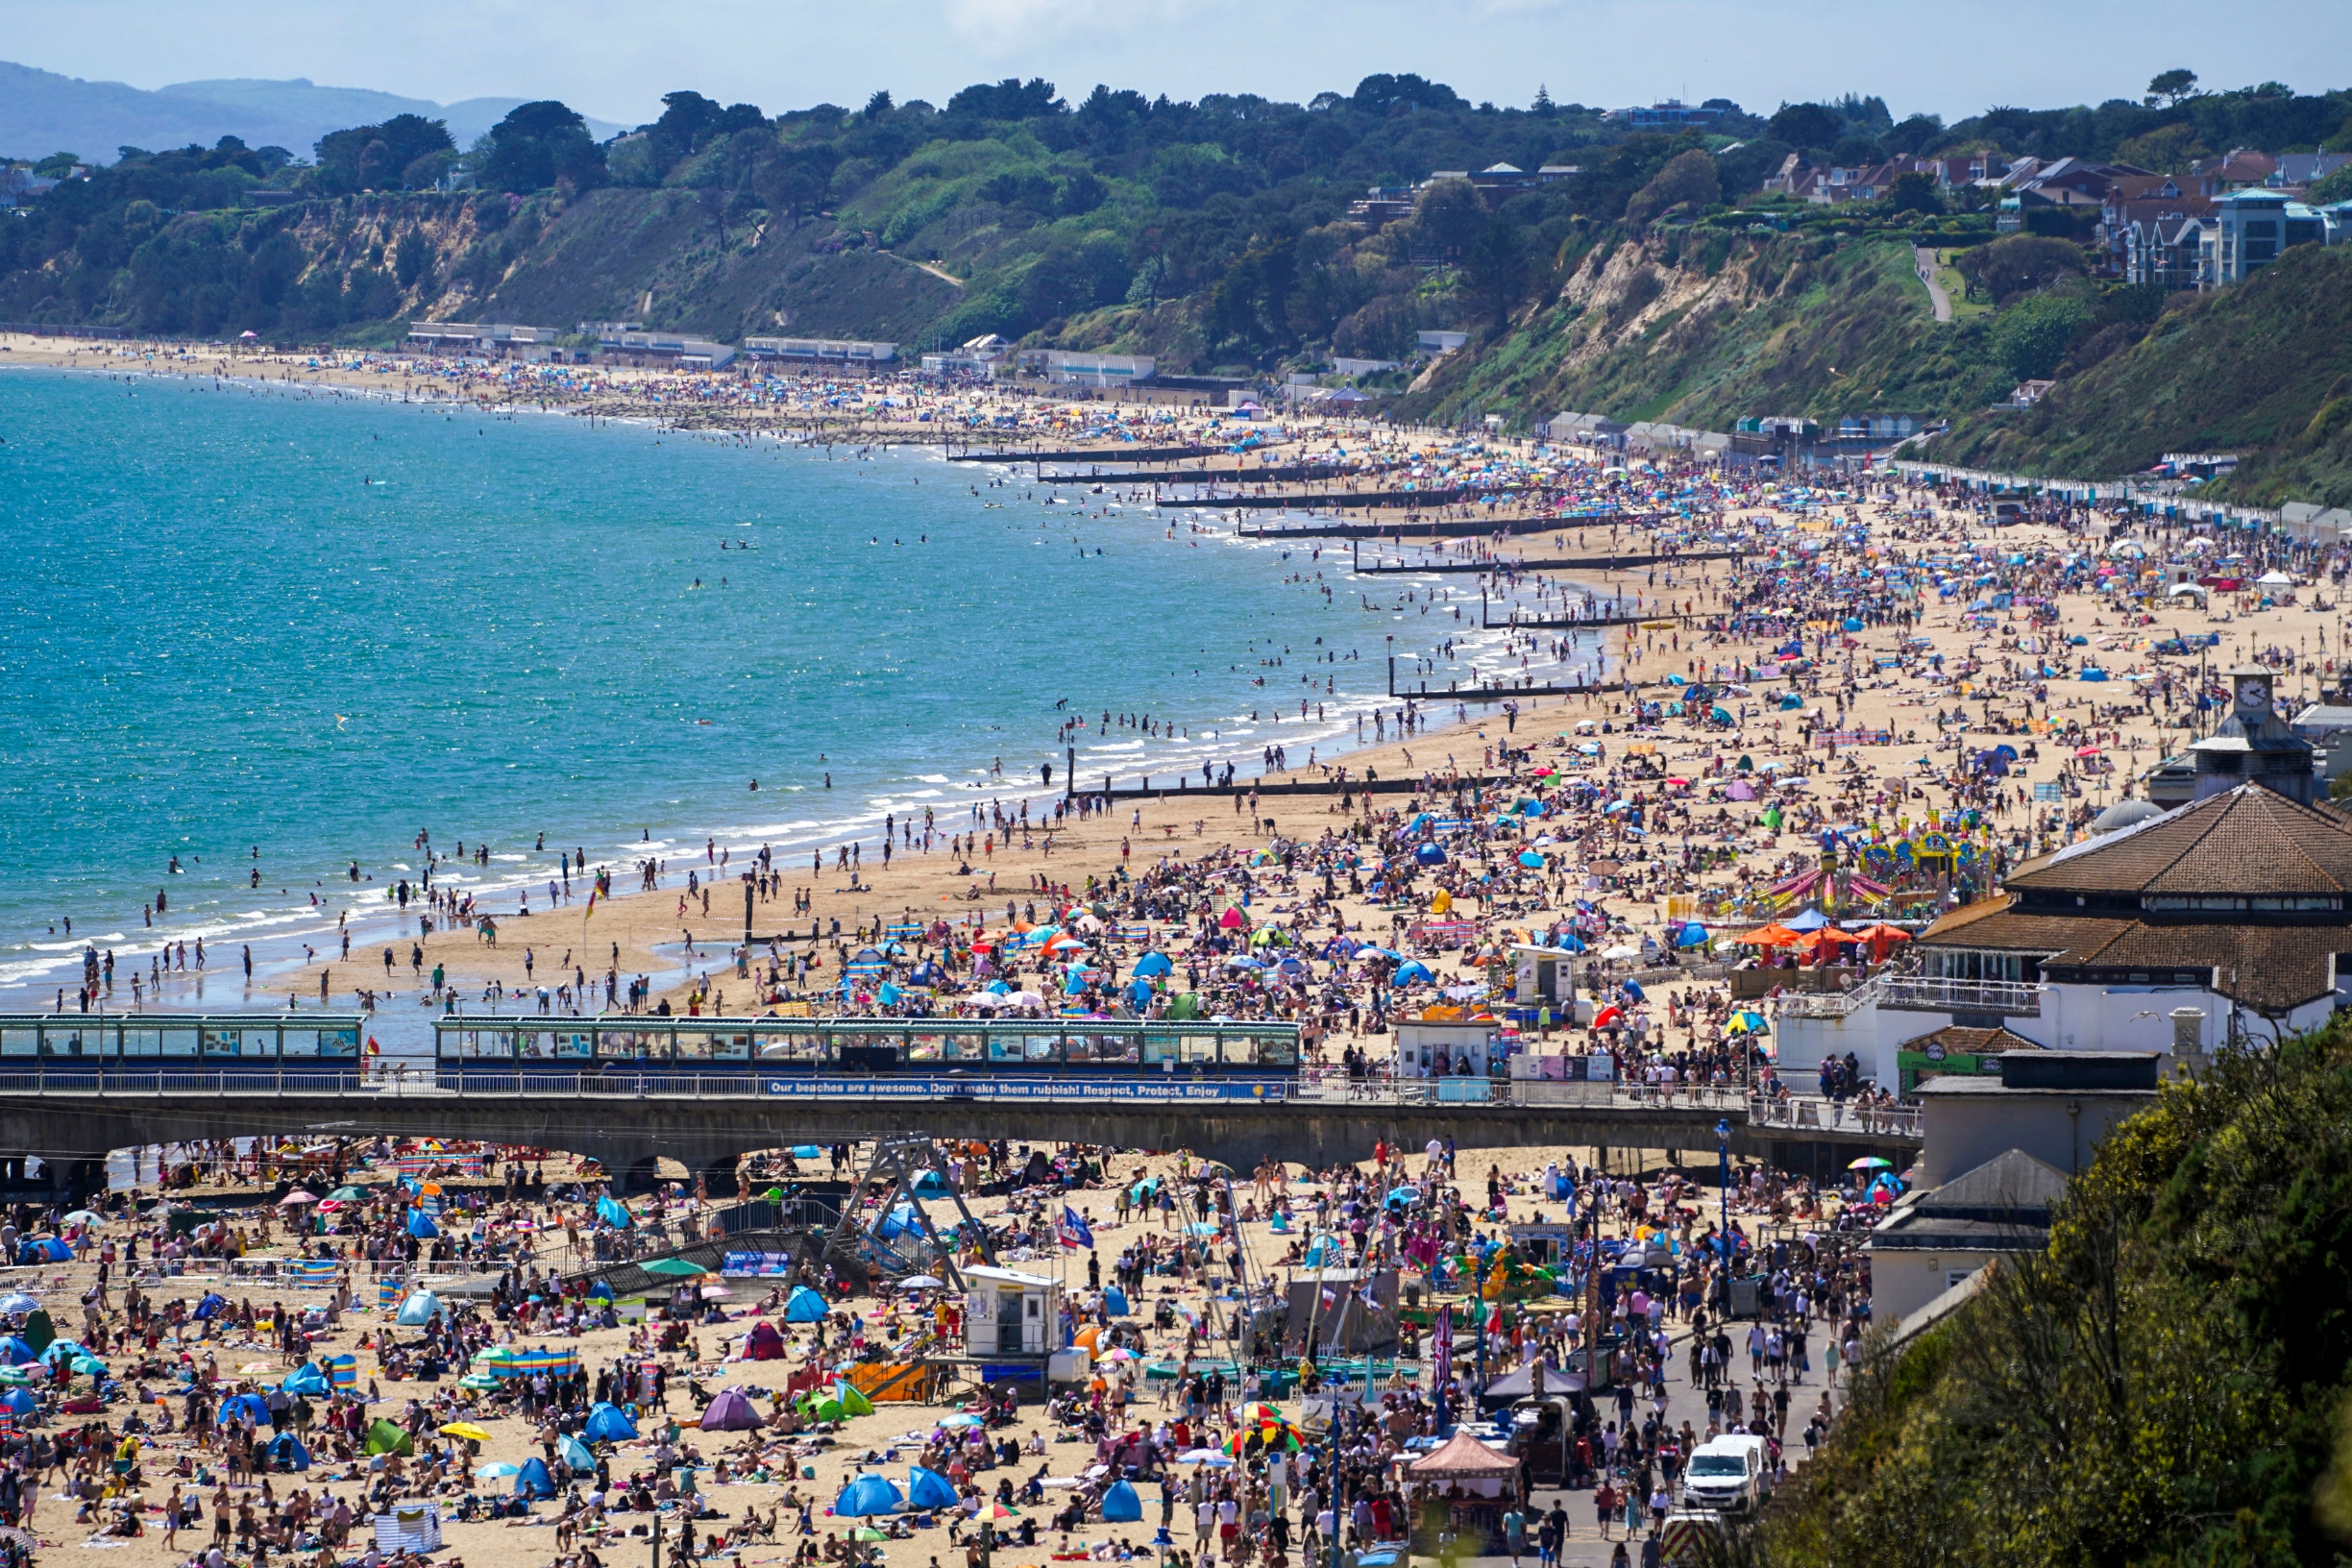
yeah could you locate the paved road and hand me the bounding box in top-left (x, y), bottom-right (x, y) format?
top-left (1915, 246), bottom-right (1954, 323)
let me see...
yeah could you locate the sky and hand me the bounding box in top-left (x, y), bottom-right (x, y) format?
top-left (2, 0), bottom-right (2349, 130)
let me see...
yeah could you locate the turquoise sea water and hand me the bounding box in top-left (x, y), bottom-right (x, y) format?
top-left (0, 366), bottom-right (1583, 1017)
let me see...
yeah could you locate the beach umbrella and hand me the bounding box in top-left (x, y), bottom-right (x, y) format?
top-left (1518, 850), bottom-right (1546, 869)
top-left (278, 1189), bottom-right (319, 1207)
top-left (476, 1462), bottom-right (522, 1481)
top-left (0, 1295), bottom-right (36, 1317)
top-left (0, 1367), bottom-right (32, 1387)
top-left (641, 1258), bottom-right (708, 1278)
top-left (438, 1422), bottom-right (492, 1443)
top-left (835, 1473), bottom-right (903, 1517)
top-left (1850, 1156), bottom-right (1894, 1171)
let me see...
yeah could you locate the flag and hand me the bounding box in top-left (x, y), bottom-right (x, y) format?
top-left (1433, 1305), bottom-right (1454, 1393)
top-left (1319, 1286), bottom-right (1337, 1311)
top-left (1058, 1206), bottom-right (1094, 1250)
top-left (1358, 1278), bottom-right (1383, 1312)
top-left (584, 887), bottom-right (599, 920)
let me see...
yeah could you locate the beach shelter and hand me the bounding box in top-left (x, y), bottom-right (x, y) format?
top-left (1132, 952), bottom-right (1172, 978)
top-left (784, 1286), bottom-right (830, 1323)
top-left (911, 1169), bottom-right (949, 1197)
top-left (264, 1433), bottom-right (312, 1472)
top-left (327, 1354), bottom-right (358, 1389)
top-left (513, 1458), bottom-right (556, 1499)
top-left (744, 1321), bottom-right (786, 1360)
top-left (1103, 1286), bottom-right (1131, 1317)
top-left (363, 1419), bottom-right (414, 1458)
top-left (906, 1467), bottom-right (959, 1511)
top-left (395, 1290), bottom-right (443, 1326)
top-left (835, 1474), bottom-right (903, 1517)
top-left (1101, 1481), bottom-right (1143, 1523)
top-left (596, 1195), bottom-right (633, 1229)
top-left (833, 1381), bottom-right (875, 1417)
top-left (282, 1362), bottom-right (330, 1395)
top-left (0, 1387), bottom-right (33, 1418)
top-left (18, 1311), bottom-right (50, 1354)
top-left (701, 1386), bottom-right (762, 1431)
top-left (0, 1337), bottom-right (33, 1367)
top-left (404, 1209), bottom-right (438, 1239)
top-left (1783, 908), bottom-right (1831, 932)
top-left (219, 1393), bottom-right (272, 1427)
top-left (584, 1402), bottom-right (639, 1443)
top-left (558, 1434), bottom-right (596, 1476)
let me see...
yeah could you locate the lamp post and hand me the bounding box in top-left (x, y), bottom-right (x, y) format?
top-left (1714, 1119), bottom-right (1732, 1266)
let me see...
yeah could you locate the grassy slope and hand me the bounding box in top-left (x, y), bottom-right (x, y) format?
top-left (1932, 243), bottom-right (2352, 506)
top-left (1405, 233), bottom-right (2010, 430)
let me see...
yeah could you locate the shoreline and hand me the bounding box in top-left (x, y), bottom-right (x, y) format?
top-left (0, 350), bottom-right (1647, 1021)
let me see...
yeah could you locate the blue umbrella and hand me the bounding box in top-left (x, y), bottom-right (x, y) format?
top-left (1518, 850), bottom-right (1546, 869)
top-left (835, 1473), bottom-right (903, 1517)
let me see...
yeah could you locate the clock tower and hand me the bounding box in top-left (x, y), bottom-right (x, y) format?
top-left (2190, 667), bottom-right (2315, 803)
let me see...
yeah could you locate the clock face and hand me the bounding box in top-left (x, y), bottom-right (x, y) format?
top-left (2238, 677), bottom-right (2268, 711)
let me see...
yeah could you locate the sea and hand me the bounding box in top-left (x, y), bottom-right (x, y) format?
top-left (0, 363), bottom-right (1604, 1063)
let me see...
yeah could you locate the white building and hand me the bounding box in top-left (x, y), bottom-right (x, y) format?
top-left (962, 1265), bottom-right (1058, 1357)
top-left (1776, 669), bottom-right (2346, 1090)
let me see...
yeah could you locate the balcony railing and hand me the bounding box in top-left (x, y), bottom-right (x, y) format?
top-left (1878, 976), bottom-right (2043, 1016)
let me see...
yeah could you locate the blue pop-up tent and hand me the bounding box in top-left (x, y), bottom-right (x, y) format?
top-left (906, 1466), bottom-right (958, 1510)
top-left (558, 1433), bottom-right (595, 1475)
top-left (596, 1195), bottom-right (632, 1228)
top-left (584, 1402), bottom-right (638, 1443)
top-left (834, 1474), bottom-right (902, 1517)
top-left (219, 1393), bottom-right (270, 1426)
top-left (784, 1286), bottom-right (829, 1323)
top-left (264, 1433), bottom-right (310, 1472)
top-left (395, 1291), bottom-right (443, 1326)
top-left (1103, 1286), bottom-right (1131, 1317)
top-left (1101, 1481), bottom-right (1143, 1523)
top-left (404, 1210), bottom-right (438, 1239)
top-left (513, 1457), bottom-right (556, 1499)
top-left (282, 1363), bottom-right (330, 1395)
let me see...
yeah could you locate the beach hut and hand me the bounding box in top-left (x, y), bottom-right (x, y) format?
top-left (1101, 1481), bottom-right (1143, 1523)
top-left (783, 1286), bottom-right (830, 1323)
top-left (395, 1290), bottom-right (443, 1326)
top-left (907, 1467), bottom-right (958, 1511)
top-left (513, 1458), bottom-right (556, 1499)
top-left (363, 1418), bottom-right (414, 1458)
top-left (700, 1386), bottom-right (762, 1431)
top-left (584, 1402), bottom-right (638, 1443)
top-left (834, 1474), bottom-right (902, 1517)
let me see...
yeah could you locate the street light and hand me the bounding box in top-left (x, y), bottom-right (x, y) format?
top-left (1714, 1118), bottom-right (1732, 1263)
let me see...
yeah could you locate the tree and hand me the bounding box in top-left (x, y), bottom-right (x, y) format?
top-left (312, 114), bottom-right (453, 193)
top-left (1625, 148), bottom-right (1720, 223)
top-left (1460, 216), bottom-right (1531, 327)
top-left (481, 101), bottom-right (603, 193)
top-left (1885, 169), bottom-right (1942, 215)
top-left (1409, 177), bottom-right (1486, 257)
top-left (1953, 233), bottom-right (2085, 304)
top-left (864, 89), bottom-right (893, 118)
top-left (2146, 68), bottom-right (2200, 108)
top-left (1767, 101), bottom-right (1843, 151)
top-left (392, 228), bottom-right (431, 290)
top-left (1991, 291), bottom-right (2093, 380)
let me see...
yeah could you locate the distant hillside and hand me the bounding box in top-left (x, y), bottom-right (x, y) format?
top-left (1393, 230), bottom-right (2012, 429)
top-left (1927, 244), bottom-right (2352, 507)
top-left (0, 61), bottom-right (624, 164)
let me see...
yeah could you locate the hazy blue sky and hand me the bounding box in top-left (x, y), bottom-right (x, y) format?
top-left (5, 0), bottom-right (2350, 130)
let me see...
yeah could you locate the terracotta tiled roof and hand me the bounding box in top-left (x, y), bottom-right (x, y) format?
top-left (2003, 785), bottom-right (2352, 896)
top-left (1897, 1023), bottom-right (2042, 1055)
top-left (1920, 903), bottom-right (2131, 953)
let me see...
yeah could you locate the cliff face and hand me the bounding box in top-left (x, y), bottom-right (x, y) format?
top-left (1400, 231), bottom-right (2009, 431)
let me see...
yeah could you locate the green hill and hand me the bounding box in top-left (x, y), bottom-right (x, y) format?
top-left (1928, 243), bottom-right (2352, 507)
top-left (1394, 230), bottom-right (2013, 429)
top-left (1757, 1017), bottom-right (2352, 1566)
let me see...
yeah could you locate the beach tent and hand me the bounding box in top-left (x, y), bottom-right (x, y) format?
top-left (13, 1239), bottom-right (69, 1265)
top-left (404, 1210), bottom-right (438, 1239)
top-left (906, 1467), bottom-right (959, 1511)
top-left (0, 1337), bottom-right (33, 1367)
top-left (596, 1196), bottom-right (633, 1229)
top-left (1101, 1481), bottom-right (1143, 1523)
top-left (513, 1458), bottom-right (556, 1499)
top-left (584, 1402), bottom-right (639, 1443)
top-left (911, 1169), bottom-right (949, 1197)
top-left (192, 1294), bottom-right (228, 1321)
top-left (363, 1419), bottom-right (415, 1458)
top-left (558, 1434), bottom-right (596, 1476)
top-left (834, 1474), bottom-right (903, 1517)
top-left (744, 1321), bottom-right (786, 1360)
top-left (0, 1386), bottom-right (34, 1418)
top-left (396, 1290), bottom-right (443, 1326)
top-left (219, 1393), bottom-right (272, 1427)
top-left (701, 1386), bottom-right (763, 1431)
top-left (784, 1286), bottom-right (830, 1323)
top-left (1103, 1286), bottom-right (1131, 1317)
top-left (1132, 953), bottom-right (1172, 978)
top-left (282, 1362), bottom-right (330, 1395)
top-left (264, 1433), bottom-right (311, 1472)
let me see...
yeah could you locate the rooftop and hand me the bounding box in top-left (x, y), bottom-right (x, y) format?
top-left (2003, 784), bottom-right (2352, 898)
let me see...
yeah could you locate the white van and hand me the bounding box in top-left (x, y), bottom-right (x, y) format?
top-left (1682, 1433), bottom-right (1772, 1512)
